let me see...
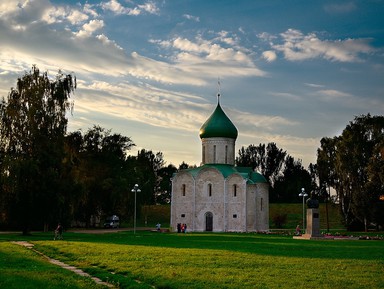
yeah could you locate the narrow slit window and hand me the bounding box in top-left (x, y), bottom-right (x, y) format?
top-left (208, 184), bottom-right (212, 197)
top-left (182, 184), bottom-right (186, 196)
top-left (233, 184), bottom-right (237, 197)
top-left (202, 146), bottom-right (206, 164)
top-left (225, 145), bottom-right (228, 164)
top-left (213, 145), bottom-right (216, 163)
top-left (261, 198), bottom-right (263, 211)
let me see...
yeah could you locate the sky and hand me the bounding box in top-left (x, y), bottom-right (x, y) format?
top-left (1, 0), bottom-right (383, 169)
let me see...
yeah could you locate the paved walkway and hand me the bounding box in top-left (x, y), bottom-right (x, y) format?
top-left (12, 241), bottom-right (114, 288)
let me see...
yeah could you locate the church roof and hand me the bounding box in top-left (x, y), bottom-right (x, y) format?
top-left (199, 100), bottom-right (238, 139)
top-left (181, 164), bottom-right (267, 184)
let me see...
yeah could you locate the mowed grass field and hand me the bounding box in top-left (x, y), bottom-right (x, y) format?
top-left (1, 230), bottom-right (383, 289)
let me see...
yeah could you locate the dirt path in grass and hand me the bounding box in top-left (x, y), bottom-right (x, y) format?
top-left (12, 241), bottom-right (115, 288)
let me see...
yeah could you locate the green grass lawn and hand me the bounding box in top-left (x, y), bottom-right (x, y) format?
top-left (0, 241), bottom-right (109, 289)
top-left (1, 231), bottom-right (383, 289)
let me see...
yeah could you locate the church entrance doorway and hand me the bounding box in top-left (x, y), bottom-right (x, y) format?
top-left (205, 212), bottom-right (213, 231)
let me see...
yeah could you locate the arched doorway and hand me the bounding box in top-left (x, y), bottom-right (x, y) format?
top-left (205, 212), bottom-right (213, 231)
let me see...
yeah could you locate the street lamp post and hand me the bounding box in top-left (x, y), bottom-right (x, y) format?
top-left (131, 184), bottom-right (141, 234)
top-left (299, 188), bottom-right (308, 233)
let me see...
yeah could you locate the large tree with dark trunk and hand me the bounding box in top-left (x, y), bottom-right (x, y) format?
top-left (317, 114), bottom-right (384, 230)
top-left (0, 66), bottom-right (76, 234)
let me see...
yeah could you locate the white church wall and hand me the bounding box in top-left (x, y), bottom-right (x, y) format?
top-left (201, 137), bottom-right (235, 165)
top-left (194, 168), bottom-right (225, 231)
top-left (171, 172), bottom-right (195, 231)
top-left (246, 184), bottom-right (258, 231)
top-left (225, 174), bottom-right (247, 231)
top-left (255, 183), bottom-right (270, 231)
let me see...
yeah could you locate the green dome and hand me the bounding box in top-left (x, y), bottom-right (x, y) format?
top-left (199, 102), bottom-right (238, 139)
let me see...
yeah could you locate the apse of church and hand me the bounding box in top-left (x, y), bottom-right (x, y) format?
top-left (170, 94), bottom-right (269, 232)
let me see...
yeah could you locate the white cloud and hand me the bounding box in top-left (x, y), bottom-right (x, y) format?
top-left (257, 32), bottom-right (277, 42)
top-left (313, 88), bottom-right (384, 112)
top-left (272, 29), bottom-right (375, 62)
top-left (305, 83), bottom-right (324, 88)
top-left (183, 14), bottom-right (200, 22)
top-left (96, 34), bottom-right (123, 50)
top-left (67, 9), bottom-right (89, 25)
top-left (84, 3), bottom-right (99, 17)
top-left (158, 36), bottom-right (257, 67)
top-left (262, 50), bottom-right (277, 62)
top-left (101, 0), bottom-right (159, 16)
top-left (75, 19), bottom-right (104, 38)
top-left (72, 79), bottom-right (208, 134)
top-left (235, 111), bottom-right (297, 131)
top-left (138, 2), bottom-right (159, 15)
top-left (101, 0), bottom-right (126, 14)
top-left (317, 89), bottom-right (352, 101)
top-left (42, 5), bottom-right (91, 25)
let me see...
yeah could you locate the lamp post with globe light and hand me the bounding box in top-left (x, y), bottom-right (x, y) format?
top-left (299, 188), bottom-right (308, 232)
top-left (131, 184), bottom-right (141, 234)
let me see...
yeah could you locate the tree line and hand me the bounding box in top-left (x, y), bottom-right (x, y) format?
top-left (0, 67), bottom-right (382, 233)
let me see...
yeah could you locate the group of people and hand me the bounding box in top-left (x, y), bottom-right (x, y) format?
top-left (177, 223), bottom-right (187, 233)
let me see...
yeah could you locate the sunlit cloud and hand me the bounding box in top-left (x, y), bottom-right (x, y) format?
top-left (101, 0), bottom-right (159, 16)
top-left (72, 80), bottom-right (209, 134)
top-left (152, 35), bottom-right (265, 76)
top-left (262, 50), bottom-right (277, 62)
top-left (234, 111), bottom-right (298, 131)
top-left (0, 0), bottom-right (382, 168)
top-left (272, 29), bottom-right (375, 62)
top-left (75, 19), bottom-right (104, 38)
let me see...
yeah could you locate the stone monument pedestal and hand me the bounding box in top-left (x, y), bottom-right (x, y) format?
top-left (294, 208), bottom-right (324, 240)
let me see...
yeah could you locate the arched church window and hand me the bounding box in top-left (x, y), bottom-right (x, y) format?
top-left (182, 184), bottom-right (186, 196)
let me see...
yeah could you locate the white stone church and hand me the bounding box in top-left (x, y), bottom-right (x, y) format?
top-left (170, 95), bottom-right (269, 232)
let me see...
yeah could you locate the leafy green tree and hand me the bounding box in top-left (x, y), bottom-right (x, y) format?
top-left (156, 164), bottom-right (177, 204)
top-left (0, 66), bottom-right (75, 234)
top-left (69, 126), bottom-right (135, 226)
top-left (178, 161), bottom-right (190, 170)
top-left (236, 143), bottom-right (287, 186)
top-left (317, 114), bottom-right (384, 230)
top-left (272, 156), bottom-right (312, 203)
top-left (134, 149), bottom-right (165, 205)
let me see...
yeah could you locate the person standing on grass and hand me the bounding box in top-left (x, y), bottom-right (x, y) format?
top-left (156, 223), bottom-right (161, 232)
top-left (295, 225), bottom-right (301, 235)
top-left (55, 223), bottom-right (63, 240)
